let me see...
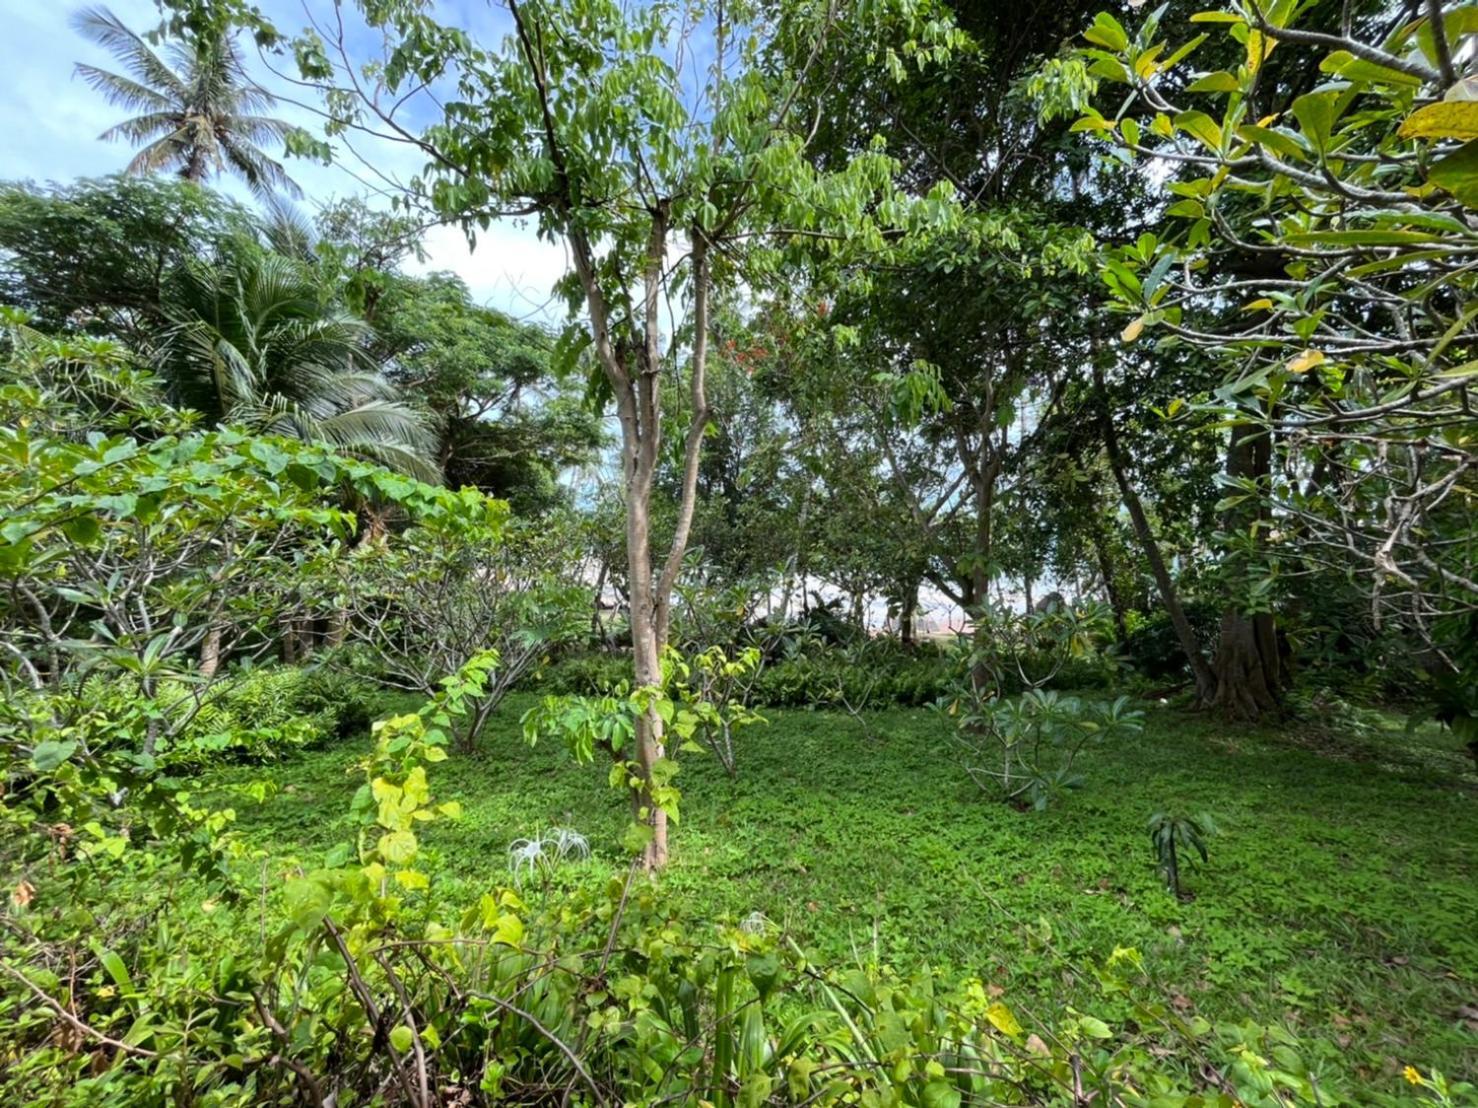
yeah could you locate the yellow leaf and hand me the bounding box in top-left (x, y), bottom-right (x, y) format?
top-left (492, 912), bottom-right (525, 947)
top-left (377, 829), bottom-right (418, 864)
top-left (1287, 349), bottom-right (1325, 373)
top-left (393, 868), bottom-right (430, 890)
top-left (1245, 28), bottom-right (1275, 73)
top-left (1121, 316), bottom-right (1146, 343)
top-left (1243, 298), bottom-right (1274, 311)
top-left (1399, 101), bottom-right (1478, 141)
top-left (986, 1002), bottom-right (1023, 1037)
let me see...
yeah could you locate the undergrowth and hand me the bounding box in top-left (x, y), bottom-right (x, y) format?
top-left (206, 696), bottom-right (1478, 1093)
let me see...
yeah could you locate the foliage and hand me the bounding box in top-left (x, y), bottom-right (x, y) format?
top-left (948, 690), bottom-right (1147, 810)
top-left (0, 175), bottom-right (257, 342)
top-left (1121, 601), bottom-right (1221, 683)
top-left (528, 644), bottom-right (966, 711)
top-left (371, 272), bottom-right (605, 511)
top-left (207, 691), bottom-right (1478, 1099)
top-left (72, 4), bottom-right (306, 195)
top-left (328, 504), bottom-right (591, 749)
top-left (157, 246), bottom-right (439, 480)
top-left (1069, 1), bottom-right (1477, 718)
top-left (1148, 810), bottom-right (1218, 899)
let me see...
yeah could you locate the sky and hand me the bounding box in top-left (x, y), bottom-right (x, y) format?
top-left (0, 0), bottom-right (572, 325)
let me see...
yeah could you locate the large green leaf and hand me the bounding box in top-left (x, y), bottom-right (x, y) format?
top-left (1430, 140), bottom-right (1478, 207)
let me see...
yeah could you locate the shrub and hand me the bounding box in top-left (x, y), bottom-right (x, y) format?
top-left (1121, 602), bottom-right (1219, 684)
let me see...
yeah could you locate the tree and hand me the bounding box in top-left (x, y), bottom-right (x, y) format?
top-left (73, 5), bottom-right (304, 196)
top-left (0, 175), bottom-right (256, 343)
top-left (372, 273), bottom-right (604, 512)
top-left (155, 248), bottom-right (439, 481)
top-left (1071, 2), bottom-right (1477, 718)
top-left (331, 503), bottom-right (590, 751)
top-left (285, 0), bottom-right (963, 868)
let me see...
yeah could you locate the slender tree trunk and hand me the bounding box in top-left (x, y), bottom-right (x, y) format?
top-left (899, 579), bottom-right (919, 648)
top-left (565, 206), bottom-right (709, 872)
top-left (1087, 514), bottom-right (1130, 642)
top-left (1023, 574), bottom-right (1034, 615)
top-left (1093, 360), bottom-right (1216, 700)
top-left (200, 627), bottom-right (223, 677)
top-left (1209, 423), bottom-right (1283, 719)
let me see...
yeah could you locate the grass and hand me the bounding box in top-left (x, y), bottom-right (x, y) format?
top-left (206, 693), bottom-right (1478, 1092)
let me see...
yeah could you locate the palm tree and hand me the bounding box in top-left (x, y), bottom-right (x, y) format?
top-left (72, 6), bottom-right (303, 198)
top-left (157, 249), bottom-right (440, 482)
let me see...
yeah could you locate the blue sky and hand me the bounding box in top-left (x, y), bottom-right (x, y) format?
top-left (0, 0), bottom-right (570, 323)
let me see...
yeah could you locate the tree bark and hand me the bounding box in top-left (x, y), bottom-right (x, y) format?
top-left (1087, 512), bottom-right (1130, 642)
top-left (1092, 360), bottom-right (1216, 700)
top-left (200, 627), bottom-right (223, 677)
top-left (899, 579), bottom-right (919, 648)
top-left (562, 201), bottom-right (709, 871)
top-left (1208, 423), bottom-right (1283, 719)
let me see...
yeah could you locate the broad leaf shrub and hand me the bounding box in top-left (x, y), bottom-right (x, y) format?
top-left (5, 653), bottom-right (1469, 1106)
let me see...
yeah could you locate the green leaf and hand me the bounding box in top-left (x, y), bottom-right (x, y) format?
top-left (1430, 140), bottom-right (1478, 207)
top-left (283, 878), bottom-right (331, 929)
top-left (1083, 12), bottom-right (1129, 51)
top-left (1173, 110), bottom-right (1222, 151)
top-left (61, 516), bottom-right (102, 544)
top-left (1292, 90), bottom-right (1343, 153)
top-left (1187, 71), bottom-right (1240, 93)
top-left (377, 829), bottom-right (418, 864)
top-left (389, 1025), bottom-right (414, 1053)
top-left (31, 740), bottom-right (77, 772)
top-left (98, 949), bottom-right (134, 995)
top-left (1319, 50), bottom-right (1422, 86)
top-left (986, 1001), bottom-right (1022, 1037)
top-left (1078, 1015), bottom-right (1113, 1039)
top-left (923, 1080), bottom-right (962, 1108)
top-left (491, 912), bottom-right (524, 947)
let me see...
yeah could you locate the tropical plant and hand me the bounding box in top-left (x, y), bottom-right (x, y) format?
top-left (506, 826), bottom-right (590, 889)
top-left (1148, 810), bottom-right (1217, 899)
top-left (1065, 2), bottom-right (1478, 720)
top-left (156, 249), bottom-right (438, 479)
top-left (329, 505), bottom-right (591, 750)
top-left (72, 5), bottom-right (304, 196)
top-left (947, 689), bottom-right (1147, 810)
top-left (280, 0), bottom-right (968, 871)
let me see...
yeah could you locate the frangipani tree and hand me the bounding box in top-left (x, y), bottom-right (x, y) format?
top-left (1065, 2), bottom-right (1477, 718)
top-left (274, 0), bottom-right (965, 867)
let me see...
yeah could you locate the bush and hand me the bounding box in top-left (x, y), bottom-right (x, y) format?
top-left (527, 647), bottom-right (958, 708)
top-left (1121, 601), bottom-right (1219, 683)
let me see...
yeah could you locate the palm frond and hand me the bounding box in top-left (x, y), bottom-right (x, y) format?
top-left (71, 6), bottom-right (186, 99)
top-left (74, 65), bottom-right (173, 113)
top-left (155, 252), bottom-right (441, 481)
top-left (97, 110), bottom-right (185, 144)
top-left (124, 132), bottom-right (193, 176)
top-left (259, 194), bottom-right (318, 261)
top-left (218, 135), bottom-right (302, 200)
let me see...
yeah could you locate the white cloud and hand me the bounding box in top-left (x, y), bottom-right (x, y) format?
top-left (409, 221), bottom-right (572, 326)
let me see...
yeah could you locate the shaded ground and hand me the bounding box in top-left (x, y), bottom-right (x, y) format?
top-left (208, 695), bottom-right (1478, 1091)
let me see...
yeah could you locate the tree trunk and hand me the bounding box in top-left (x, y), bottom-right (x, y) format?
top-left (564, 205), bottom-right (709, 872)
top-left (625, 484), bottom-right (670, 870)
top-left (1209, 423), bottom-right (1283, 719)
top-left (968, 472), bottom-right (997, 693)
top-left (899, 579), bottom-right (919, 648)
top-left (1023, 574), bottom-right (1034, 616)
top-left (1087, 513), bottom-right (1130, 642)
top-left (200, 627), bottom-right (223, 677)
top-left (1093, 360), bottom-right (1216, 700)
